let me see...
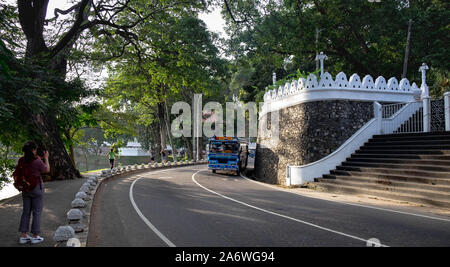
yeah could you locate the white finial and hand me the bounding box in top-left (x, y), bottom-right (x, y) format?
top-left (419, 63), bottom-right (429, 86)
top-left (419, 63), bottom-right (429, 98)
top-left (315, 52), bottom-right (328, 76)
top-left (273, 72), bottom-right (276, 86)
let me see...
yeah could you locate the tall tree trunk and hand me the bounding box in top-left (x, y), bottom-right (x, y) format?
top-left (31, 113), bottom-right (81, 179)
top-left (157, 102), bottom-right (167, 161)
top-left (182, 135), bottom-right (193, 160)
top-left (68, 145), bottom-right (75, 167)
top-left (402, 19), bottom-right (413, 79)
top-left (64, 128), bottom-right (76, 167)
top-left (164, 100), bottom-right (177, 162)
top-left (84, 152), bottom-right (89, 172)
top-left (153, 122), bottom-right (162, 162)
top-left (18, 0), bottom-right (82, 180)
top-left (198, 137), bottom-right (203, 160)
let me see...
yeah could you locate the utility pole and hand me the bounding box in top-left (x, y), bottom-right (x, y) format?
top-left (402, 19), bottom-right (413, 79)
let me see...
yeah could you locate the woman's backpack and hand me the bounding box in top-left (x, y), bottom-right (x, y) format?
top-left (12, 158), bottom-right (39, 192)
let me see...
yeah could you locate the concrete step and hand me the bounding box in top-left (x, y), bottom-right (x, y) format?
top-left (336, 165), bottom-right (450, 179)
top-left (330, 169), bottom-right (450, 186)
top-left (321, 174), bottom-right (450, 193)
top-left (369, 135), bottom-right (450, 142)
top-left (312, 131), bottom-right (450, 208)
top-left (346, 157), bottom-right (450, 167)
top-left (373, 131), bottom-right (450, 139)
top-left (362, 144), bottom-right (450, 150)
top-left (341, 161), bottom-right (450, 173)
top-left (316, 177), bottom-right (450, 199)
top-left (313, 181), bottom-right (450, 208)
top-left (351, 153), bottom-right (450, 160)
top-left (364, 139), bottom-right (450, 146)
top-left (355, 149), bottom-right (450, 155)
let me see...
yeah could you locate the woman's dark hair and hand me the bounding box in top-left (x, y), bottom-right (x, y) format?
top-left (22, 141), bottom-right (37, 163)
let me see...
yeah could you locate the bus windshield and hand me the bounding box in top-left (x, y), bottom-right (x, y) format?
top-left (209, 142), bottom-right (239, 154)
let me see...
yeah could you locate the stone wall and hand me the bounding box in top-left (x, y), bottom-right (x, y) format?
top-left (255, 100), bottom-right (373, 185)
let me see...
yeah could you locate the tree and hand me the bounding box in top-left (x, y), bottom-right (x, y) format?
top-left (1, 0), bottom-right (210, 180)
top-left (101, 12), bottom-right (228, 160)
top-left (223, 0), bottom-right (450, 102)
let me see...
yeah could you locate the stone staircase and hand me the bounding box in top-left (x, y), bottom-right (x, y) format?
top-left (314, 131), bottom-right (450, 208)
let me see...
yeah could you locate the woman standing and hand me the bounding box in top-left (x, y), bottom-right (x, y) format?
top-left (17, 141), bottom-right (50, 244)
top-left (108, 148), bottom-right (117, 169)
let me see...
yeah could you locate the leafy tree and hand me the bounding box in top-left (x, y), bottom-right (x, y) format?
top-left (101, 12), bottom-right (228, 160)
top-left (1, 0), bottom-right (211, 180)
top-left (223, 0), bottom-right (450, 102)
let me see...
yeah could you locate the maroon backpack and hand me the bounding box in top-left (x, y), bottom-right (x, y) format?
top-left (12, 158), bottom-right (39, 192)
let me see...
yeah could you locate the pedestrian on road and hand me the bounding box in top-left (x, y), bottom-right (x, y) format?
top-left (108, 148), bottom-right (117, 169)
top-left (150, 152), bottom-right (155, 163)
top-left (17, 141), bottom-right (50, 244)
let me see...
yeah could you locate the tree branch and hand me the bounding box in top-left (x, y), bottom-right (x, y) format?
top-left (49, 0), bottom-right (91, 58)
top-left (223, 0), bottom-right (247, 24)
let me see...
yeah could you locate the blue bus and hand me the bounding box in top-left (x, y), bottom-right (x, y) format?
top-left (207, 137), bottom-right (248, 176)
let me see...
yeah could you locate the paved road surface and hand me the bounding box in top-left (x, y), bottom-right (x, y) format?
top-left (88, 165), bottom-right (450, 247)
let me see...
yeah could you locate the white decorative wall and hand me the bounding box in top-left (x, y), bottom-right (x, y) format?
top-left (260, 72), bottom-right (422, 117)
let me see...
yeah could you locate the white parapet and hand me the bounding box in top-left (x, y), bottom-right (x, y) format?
top-left (261, 72), bottom-right (422, 117)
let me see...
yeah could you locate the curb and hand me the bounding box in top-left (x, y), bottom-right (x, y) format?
top-left (53, 160), bottom-right (208, 247)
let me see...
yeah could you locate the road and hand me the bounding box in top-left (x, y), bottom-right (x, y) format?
top-left (87, 165), bottom-right (450, 247)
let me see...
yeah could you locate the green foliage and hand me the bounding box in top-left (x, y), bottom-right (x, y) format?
top-left (99, 11), bottom-right (228, 152)
top-left (267, 69), bottom-right (321, 91)
top-left (224, 0), bottom-right (450, 102)
top-left (0, 144), bottom-right (17, 190)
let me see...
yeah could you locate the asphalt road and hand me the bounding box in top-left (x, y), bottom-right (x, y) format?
top-left (87, 165), bottom-right (450, 247)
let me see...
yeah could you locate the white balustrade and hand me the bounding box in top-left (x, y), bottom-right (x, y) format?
top-left (445, 92), bottom-right (450, 131)
top-left (261, 71), bottom-right (422, 117)
top-left (381, 101), bottom-right (423, 134)
top-left (280, 63), bottom-right (437, 186)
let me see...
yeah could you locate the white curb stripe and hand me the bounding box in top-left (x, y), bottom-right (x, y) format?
top-left (129, 166), bottom-right (201, 247)
top-left (240, 174), bottom-right (450, 223)
top-left (192, 169), bottom-right (389, 247)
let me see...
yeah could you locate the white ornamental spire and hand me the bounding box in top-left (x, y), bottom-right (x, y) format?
top-left (315, 52), bottom-right (328, 76)
top-left (419, 63), bottom-right (429, 97)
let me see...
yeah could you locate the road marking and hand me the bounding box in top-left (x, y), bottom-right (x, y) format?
top-left (240, 174), bottom-right (450, 223)
top-left (192, 170), bottom-right (389, 247)
top-left (129, 166), bottom-right (202, 247)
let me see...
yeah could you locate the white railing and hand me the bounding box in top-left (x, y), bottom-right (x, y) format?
top-left (286, 100), bottom-right (427, 185)
top-left (445, 92), bottom-right (450, 131)
top-left (382, 102), bottom-right (408, 118)
top-left (380, 101), bottom-right (423, 134)
top-left (280, 62), bottom-right (436, 186)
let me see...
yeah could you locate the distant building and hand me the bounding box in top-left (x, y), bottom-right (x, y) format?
top-left (118, 140), bottom-right (151, 156)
